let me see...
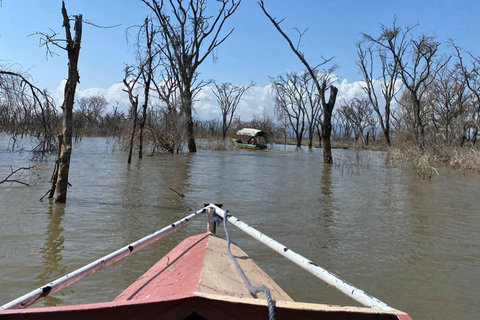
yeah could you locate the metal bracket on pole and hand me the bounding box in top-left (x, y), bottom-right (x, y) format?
top-left (205, 203), bottom-right (222, 234)
top-left (207, 207), bottom-right (216, 234)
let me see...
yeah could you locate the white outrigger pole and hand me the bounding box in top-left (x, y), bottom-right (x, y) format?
top-left (1, 208), bottom-right (206, 310)
top-left (2, 204), bottom-right (394, 312)
top-left (206, 204), bottom-right (394, 311)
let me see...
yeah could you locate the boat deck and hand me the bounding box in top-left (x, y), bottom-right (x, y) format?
top-left (0, 232), bottom-right (412, 319)
top-left (115, 232), bottom-right (292, 302)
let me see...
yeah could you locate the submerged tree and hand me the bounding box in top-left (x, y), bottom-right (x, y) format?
top-left (338, 98), bottom-right (375, 146)
top-left (0, 67), bottom-right (58, 155)
top-left (212, 82), bottom-right (254, 140)
top-left (363, 21), bottom-right (448, 147)
top-left (271, 72), bottom-right (308, 147)
top-left (123, 65), bottom-right (141, 164)
top-left (259, 0), bottom-right (337, 163)
top-left (34, 1), bottom-right (83, 203)
top-left (73, 95), bottom-right (108, 140)
top-left (357, 21), bottom-right (403, 146)
top-left (136, 17), bottom-right (158, 159)
top-left (453, 43), bottom-right (480, 145)
top-left (142, 0), bottom-right (242, 152)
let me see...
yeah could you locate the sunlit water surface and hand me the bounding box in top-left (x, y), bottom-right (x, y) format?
top-left (0, 136), bottom-right (478, 320)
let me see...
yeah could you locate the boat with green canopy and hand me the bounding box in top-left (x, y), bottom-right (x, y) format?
top-left (233, 128), bottom-right (268, 150)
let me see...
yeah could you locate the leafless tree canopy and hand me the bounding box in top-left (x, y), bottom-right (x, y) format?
top-left (212, 81), bottom-right (254, 140)
top-left (271, 72), bottom-right (308, 147)
top-left (357, 22), bottom-right (403, 146)
top-left (142, 0), bottom-right (242, 152)
top-left (0, 66), bottom-right (58, 155)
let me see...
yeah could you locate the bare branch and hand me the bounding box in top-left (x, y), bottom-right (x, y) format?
top-left (0, 166), bottom-right (36, 186)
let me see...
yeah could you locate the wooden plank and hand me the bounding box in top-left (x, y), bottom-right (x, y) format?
top-left (114, 233), bottom-right (210, 302)
top-left (197, 235), bottom-right (293, 302)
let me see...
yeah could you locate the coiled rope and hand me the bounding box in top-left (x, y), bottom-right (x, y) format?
top-left (215, 210), bottom-right (276, 320)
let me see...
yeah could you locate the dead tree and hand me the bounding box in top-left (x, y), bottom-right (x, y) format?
top-left (123, 65), bottom-right (141, 164)
top-left (338, 98), bottom-right (374, 146)
top-left (304, 72), bottom-right (322, 148)
top-left (426, 66), bottom-right (468, 145)
top-left (259, 0), bottom-right (337, 163)
top-left (364, 21), bottom-right (448, 147)
top-left (0, 68), bottom-right (58, 155)
top-left (271, 72), bottom-right (308, 147)
top-left (453, 43), bottom-right (480, 145)
top-left (142, 0), bottom-right (242, 152)
top-left (357, 25), bottom-right (403, 146)
top-left (153, 73), bottom-right (186, 153)
top-left (212, 82), bottom-right (254, 140)
top-left (48, 2), bottom-right (83, 203)
top-left (137, 17), bottom-right (158, 159)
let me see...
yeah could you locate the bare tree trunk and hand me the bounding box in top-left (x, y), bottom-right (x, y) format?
top-left (316, 123), bottom-right (322, 148)
top-left (139, 114), bottom-right (145, 159)
top-left (138, 18), bottom-right (154, 159)
top-left (48, 134), bottom-right (63, 198)
top-left (384, 105), bottom-right (392, 146)
top-left (183, 89), bottom-right (196, 152)
top-left (139, 100), bottom-right (148, 159)
top-left (128, 107), bottom-right (138, 164)
top-left (187, 116), bottom-right (196, 152)
top-left (413, 97), bottom-right (425, 147)
top-left (222, 113), bottom-right (227, 140)
top-left (321, 84), bottom-right (338, 163)
top-left (55, 4), bottom-right (82, 203)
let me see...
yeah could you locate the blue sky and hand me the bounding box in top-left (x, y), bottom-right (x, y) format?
top-left (1, 0), bottom-right (479, 119)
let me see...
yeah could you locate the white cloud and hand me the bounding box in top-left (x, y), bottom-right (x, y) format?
top-left (193, 84), bottom-right (275, 121)
top-left (336, 78), bottom-right (368, 102)
top-left (52, 78), bottom-right (378, 121)
top-left (52, 80), bottom-right (130, 113)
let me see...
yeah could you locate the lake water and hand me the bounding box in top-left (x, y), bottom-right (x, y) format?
top-left (0, 135), bottom-right (479, 319)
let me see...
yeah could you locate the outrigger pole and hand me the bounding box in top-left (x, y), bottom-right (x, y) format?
top-left (3, 204), bottom-right (395, 312)
top-left (0, 208), bottom-right (207, 310)
top-left (206, 204), bottom-right (395, 311)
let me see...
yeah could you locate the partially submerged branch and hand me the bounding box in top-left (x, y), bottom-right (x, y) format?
top-left (168, 187), bottom-right (184, 198)
top-left (0, 166), bottom-right (37, 186)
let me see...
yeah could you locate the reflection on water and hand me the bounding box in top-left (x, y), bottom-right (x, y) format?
top-left (0, 137), bottom-right (479, 320)
top-left (35, 202), bottom-right (66, 306)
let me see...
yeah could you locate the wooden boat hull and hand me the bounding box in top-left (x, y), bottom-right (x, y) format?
top-left (0, 233), bottom-right (412, 319)
top-left (233, 140), bottom-right (267, 150)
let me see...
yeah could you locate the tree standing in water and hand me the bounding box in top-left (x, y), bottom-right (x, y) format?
top-left (259, 0), bottom-right (338, 163)
top-left (35, 1), bottom-right (83, 203)
top-left (212, 82), bottom-right (254, 140)
top-left (142, 0), bottom-right (242, 152)
top-left (55, 3), bottom-right (82, 203)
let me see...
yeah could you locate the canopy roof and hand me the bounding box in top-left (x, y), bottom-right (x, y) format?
top-left (236, 128), bottom-right (268, 140)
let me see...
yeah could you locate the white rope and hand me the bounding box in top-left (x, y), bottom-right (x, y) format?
top-left (217, 211), bottom-right (276, 320)
top-left (209, 204), bottom-right (394, 311)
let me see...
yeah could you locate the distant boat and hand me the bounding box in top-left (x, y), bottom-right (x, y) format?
top-left (0, 205), bottom-right (413, 320)
top-left (233, 128), bottom-right (268, 150)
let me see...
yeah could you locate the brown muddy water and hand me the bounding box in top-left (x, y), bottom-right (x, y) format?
top-left (0, 136), bottom-right (479, 319)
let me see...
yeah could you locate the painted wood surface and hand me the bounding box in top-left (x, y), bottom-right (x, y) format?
top-left (0, 232), bottom-right (413, 319)
top-left (115, 232), bottom-right (291, 302)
